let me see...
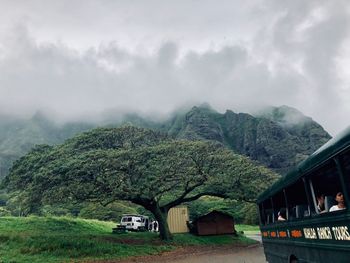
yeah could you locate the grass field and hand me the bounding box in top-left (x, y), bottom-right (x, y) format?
top-left (0, 217), bottom-right (256, 262)
top-left (235, 224), bottom-right (260, 232)
top-left (235, 224), bottom-right (261, 236)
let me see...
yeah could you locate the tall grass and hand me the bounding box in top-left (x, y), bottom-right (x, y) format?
top-left (0, 216), bottom-right (172, 262)
top-left (0, 217), bottom-right (257, 262)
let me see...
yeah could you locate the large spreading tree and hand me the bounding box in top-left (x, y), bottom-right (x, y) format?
top-left (4, 126), bottom-right (278, 240)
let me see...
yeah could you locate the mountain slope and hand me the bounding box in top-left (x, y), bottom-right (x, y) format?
top-left (164, 105), bottom-right (331, 174)
top-left (0, 113), bottom-right (93, 178)
top-left (0, 105), bottom-right (331, 178)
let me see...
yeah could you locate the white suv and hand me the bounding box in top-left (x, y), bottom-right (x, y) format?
top-left (120, 214), bottom-right (149, 231)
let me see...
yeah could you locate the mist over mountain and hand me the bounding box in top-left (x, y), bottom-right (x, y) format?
top-left (0, 105), bottom-right (331, 178)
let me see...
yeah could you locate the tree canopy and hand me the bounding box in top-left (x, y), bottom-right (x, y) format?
top-left (3, 126), bottom-right (278, 240)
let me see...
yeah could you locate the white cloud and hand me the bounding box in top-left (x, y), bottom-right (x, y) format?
top-left (0, 0), bottom-right (349, 135)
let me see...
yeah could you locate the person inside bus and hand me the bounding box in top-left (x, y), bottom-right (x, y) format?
top-left (277, 208), bottom-right (287, 221)
top-left (329, 192), bottom-right (346, 212)
top-left (316, 193), bottom-right (326, 213)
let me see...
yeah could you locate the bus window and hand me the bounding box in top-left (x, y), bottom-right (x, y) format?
top-left (265, 209), bottom-right (274, 224)
top-left (308, 160), bottom-right (344, 213)
top-left (339, 149), bottom-right (350, 190)
top-left (272, 191), bottom-right (287, 221)
top-left (262, 198), bottom-right (273, 225)
top-left (258, 203), bottom-right (265, 225)
top-left (285, 179), bottom-right (310, 219)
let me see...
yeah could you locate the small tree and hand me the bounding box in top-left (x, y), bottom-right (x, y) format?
top-left (4, 126), bottom-right (278, 240)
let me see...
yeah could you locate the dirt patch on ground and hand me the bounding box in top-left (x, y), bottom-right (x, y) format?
top-left (90, 243), bottom-right (259, 263)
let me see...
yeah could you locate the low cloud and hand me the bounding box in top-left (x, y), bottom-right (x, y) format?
top-left (0, 0), bottom-right (349, 135)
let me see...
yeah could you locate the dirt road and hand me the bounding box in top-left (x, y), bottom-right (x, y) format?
top-left (159, 244), bottom-right (266, 263)
top-left (114, 244), bottom-right (267, 263)
top-left (108, 232), bottom-right (266, 263)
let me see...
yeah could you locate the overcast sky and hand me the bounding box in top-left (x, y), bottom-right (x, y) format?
top-left (0, 0), bottom-right (349, 135)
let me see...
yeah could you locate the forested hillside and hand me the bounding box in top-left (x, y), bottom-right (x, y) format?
top-left (0, 105), bottom-right (331, 178)
top-left (0, 112), bottom-right (93, 178)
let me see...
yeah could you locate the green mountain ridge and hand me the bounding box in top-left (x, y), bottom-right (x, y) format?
top-left (0, 105), bottom-right (331, 178)
top-left (161, 105), bottom-right (331, 174)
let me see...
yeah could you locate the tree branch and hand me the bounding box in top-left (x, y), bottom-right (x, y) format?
top-left (163, 191), bottom-right (228, 210)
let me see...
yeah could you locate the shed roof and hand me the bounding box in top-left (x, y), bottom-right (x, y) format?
top-left (194, 210), bottom-right (233, 222)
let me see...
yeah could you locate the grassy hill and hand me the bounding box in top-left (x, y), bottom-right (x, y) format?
top-left (0, 216), bottom-right (255, 262)
top-left (0, 216), bottom-right (171, 262)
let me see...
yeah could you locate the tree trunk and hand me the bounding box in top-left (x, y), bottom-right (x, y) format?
top-left (152, 206), bottom-right (172, 241)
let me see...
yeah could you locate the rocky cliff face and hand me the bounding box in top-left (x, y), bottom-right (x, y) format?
top-left (164, 105), bottom-right (331, 175)
top-left (0, 105), bottom-right (331, 178)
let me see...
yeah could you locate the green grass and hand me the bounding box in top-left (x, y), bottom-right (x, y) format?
top-left (235, 224), bottom-right (261, 236)
top-left (0, 216), bottom-right (172, 263)
top-left (0, 217), bottom-right (257, 263)
top-left (235, 224), bottom-right (260, 232)
top-left (172, 232), bottom-right (256, 246)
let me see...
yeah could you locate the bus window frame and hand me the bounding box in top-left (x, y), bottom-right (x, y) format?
top-left (302, 177), bottom-right (312, 217)
top-left (334, 155), bottom-right (350, 210)
top-left (283, 177), bottom-right (310, 221)
top-left (306, 156), bottom-right (349, 216)
top-left (308, 178), bottom-right (320, 215)
top-left (271, 189), bottom-right (288, 223)
top-left (283, 188), bottom-right (289, 220)
top-left (338, 147), bottom-right (350, 195)
top-left (259, 203), bottom-right (265, 225)
top-left (270, 197), bottom-right (275, 224)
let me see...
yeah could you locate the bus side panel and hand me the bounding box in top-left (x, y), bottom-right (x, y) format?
top-left (262, 239), bottom-right (350, 263)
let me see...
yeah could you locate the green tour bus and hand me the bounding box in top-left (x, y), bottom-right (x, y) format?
top-left (257, 127), bottom-right (350, 263)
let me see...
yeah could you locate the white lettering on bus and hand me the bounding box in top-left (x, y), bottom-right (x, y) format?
top-left (332, 226), bottom-right (350, 241)
top-left (317, 227), bottom-right (332, 239)
top-left (303, 228), bottom-right (317, 239)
